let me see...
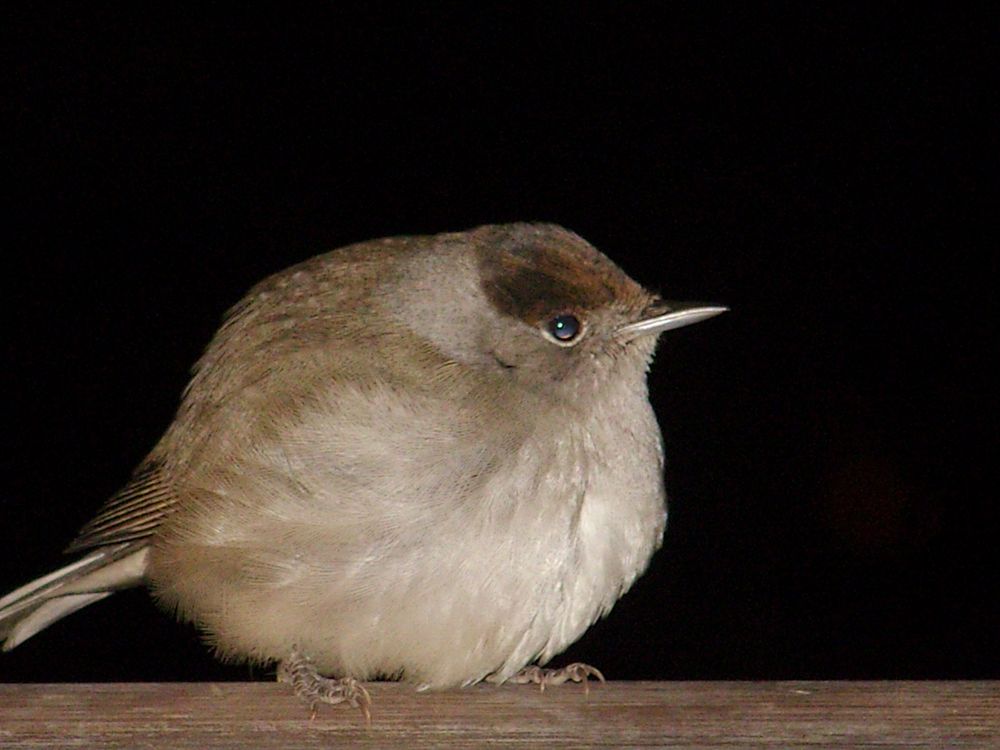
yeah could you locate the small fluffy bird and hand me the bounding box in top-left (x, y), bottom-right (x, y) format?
top-left (1, 224), bottom-right (724, 715)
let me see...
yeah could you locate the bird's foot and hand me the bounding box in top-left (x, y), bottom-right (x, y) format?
top-left (278, 649), bottom-right (371, 723)
top-left (508, 662), bottom-right (606, 694)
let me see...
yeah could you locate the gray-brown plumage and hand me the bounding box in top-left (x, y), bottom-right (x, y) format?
top-left (0, 223), bottom-right (724, 706)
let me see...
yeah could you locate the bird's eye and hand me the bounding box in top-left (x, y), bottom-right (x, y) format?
top-left (546, 314), bottom-right (582, 344)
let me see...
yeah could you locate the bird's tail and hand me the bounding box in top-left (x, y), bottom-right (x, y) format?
top-left (0, 542), bottom-right (148, 651)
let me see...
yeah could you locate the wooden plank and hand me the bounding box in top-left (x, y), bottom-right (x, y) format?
top-left (0, 681), bottom-right (997, 749)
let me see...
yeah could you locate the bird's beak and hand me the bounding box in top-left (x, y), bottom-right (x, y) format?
top-left (616, 302), bottom-right (728, 340)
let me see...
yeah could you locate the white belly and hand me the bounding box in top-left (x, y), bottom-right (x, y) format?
top-left (149, 390), bottom-right (666, 688)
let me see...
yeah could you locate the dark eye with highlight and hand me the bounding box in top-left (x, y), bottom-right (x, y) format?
top-left (546, 313), bottom-right (582, 344)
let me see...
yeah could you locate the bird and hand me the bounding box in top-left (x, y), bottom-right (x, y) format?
top-left (0, 223), bottom-right (725, 717)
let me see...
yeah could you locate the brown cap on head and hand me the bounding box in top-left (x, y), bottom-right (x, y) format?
top-left (474, 224), bottom-right (649, 327)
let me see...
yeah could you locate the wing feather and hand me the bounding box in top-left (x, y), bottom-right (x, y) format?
top-left (65, 462), bottom-right (177, 553)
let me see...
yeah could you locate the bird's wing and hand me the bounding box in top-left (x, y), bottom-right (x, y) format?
top-left (64, 461), bottom-right (177, 554)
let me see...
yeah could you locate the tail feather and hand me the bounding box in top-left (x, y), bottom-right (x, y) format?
top-left (0, 543), bottom-right (148, 649)
top-left (3, 593), bottom-right (112, 651)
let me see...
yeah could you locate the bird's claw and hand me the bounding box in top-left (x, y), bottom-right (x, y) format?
top-left (278, 649), bottom-right (372, 724)
top-left (509, 662), bottom-right (606, 694)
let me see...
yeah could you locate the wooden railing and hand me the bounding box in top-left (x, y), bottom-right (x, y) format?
top-left (1, 681), bottom-right (998, 748)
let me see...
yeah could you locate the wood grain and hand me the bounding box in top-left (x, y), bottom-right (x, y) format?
top-left (1, 681), bottom-right (997, 748)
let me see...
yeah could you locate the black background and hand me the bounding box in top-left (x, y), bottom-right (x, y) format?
top-left (3, 7), bottom-right (995, 682)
